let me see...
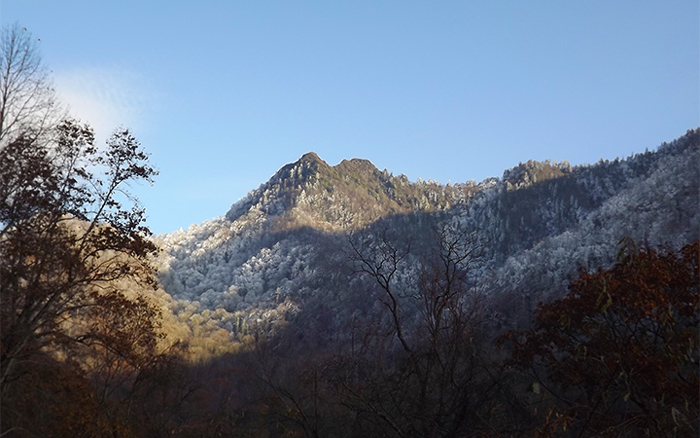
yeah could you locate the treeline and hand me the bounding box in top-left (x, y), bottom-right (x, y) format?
top-left (175, 238), bottom-right (699, 438)
top-left (5, 237), bottom-right (696, 437)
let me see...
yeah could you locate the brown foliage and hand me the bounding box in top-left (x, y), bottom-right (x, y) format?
top-left (0, 80), bottom-right (163, 434)
top-left (0, 120), bottom-right (160, 383)
top-left (505, 240), bottom-right (699, 437)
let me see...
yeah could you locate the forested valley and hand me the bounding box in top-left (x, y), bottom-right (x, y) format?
top-left (1, 24), bottom-right (698, 437)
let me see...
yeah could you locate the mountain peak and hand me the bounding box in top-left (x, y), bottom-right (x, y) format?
top-left (335, 157), bottom-right (377, 175)
top-left (299, 151), bottom-right (323, 164)
top-left (269, 152), bottom-right (331, 186)
top-left (225, 151), bottom-right (479, 231)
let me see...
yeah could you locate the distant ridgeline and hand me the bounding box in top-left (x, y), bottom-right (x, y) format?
top-left (155, 129), bottom-right (699, 344)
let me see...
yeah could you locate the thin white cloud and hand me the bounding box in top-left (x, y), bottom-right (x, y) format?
top-left (54, 66), bottom-right (155, 144)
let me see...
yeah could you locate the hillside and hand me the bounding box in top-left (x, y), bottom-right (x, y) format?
top-left (155, 129), bottom-right (700, 351)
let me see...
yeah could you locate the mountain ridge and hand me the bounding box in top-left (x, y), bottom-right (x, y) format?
top-left (225, 150), bottom-right (483, 232)
top-left (155, 129), bottom-right (699, 350)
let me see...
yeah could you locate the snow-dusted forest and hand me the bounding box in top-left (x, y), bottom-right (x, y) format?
top-left (154, 129), bottom-right (699, 351)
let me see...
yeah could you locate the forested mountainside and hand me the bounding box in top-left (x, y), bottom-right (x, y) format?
top-left (5, 125), bottom-right (697, 437)
top-left (4, 19), bottom-right (696, 437)
top-left (156, 129), bottom-right (699, 346)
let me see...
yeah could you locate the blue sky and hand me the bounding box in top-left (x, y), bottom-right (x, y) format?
top-left (1, 1), bottom-right (698, 234)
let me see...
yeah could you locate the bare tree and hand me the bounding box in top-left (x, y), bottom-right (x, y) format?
top-left (342, 224), bottom-right (507, 437)
top-left (0, 23), bottom-right (62, 148)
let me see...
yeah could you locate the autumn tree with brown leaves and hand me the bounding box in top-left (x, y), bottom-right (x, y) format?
top-left (504, 240), bottom-right (699, 437)
top-left (0, 24), bottom-right (164, 437)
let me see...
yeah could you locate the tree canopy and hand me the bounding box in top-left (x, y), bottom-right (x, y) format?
top-left (505, 240), bottom-right (699, 437)
top-left (0, 24), bottom-right (164, 437)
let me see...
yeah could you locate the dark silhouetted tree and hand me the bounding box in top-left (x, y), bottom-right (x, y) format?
top-left (505, 240), bottom-right (699, 437)
top-left (0, 120), bottom-right (162, 436)
top-left (339, 224), bottom-right (513, 437)
top-left (0, 24), bottom-right (162, 436)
